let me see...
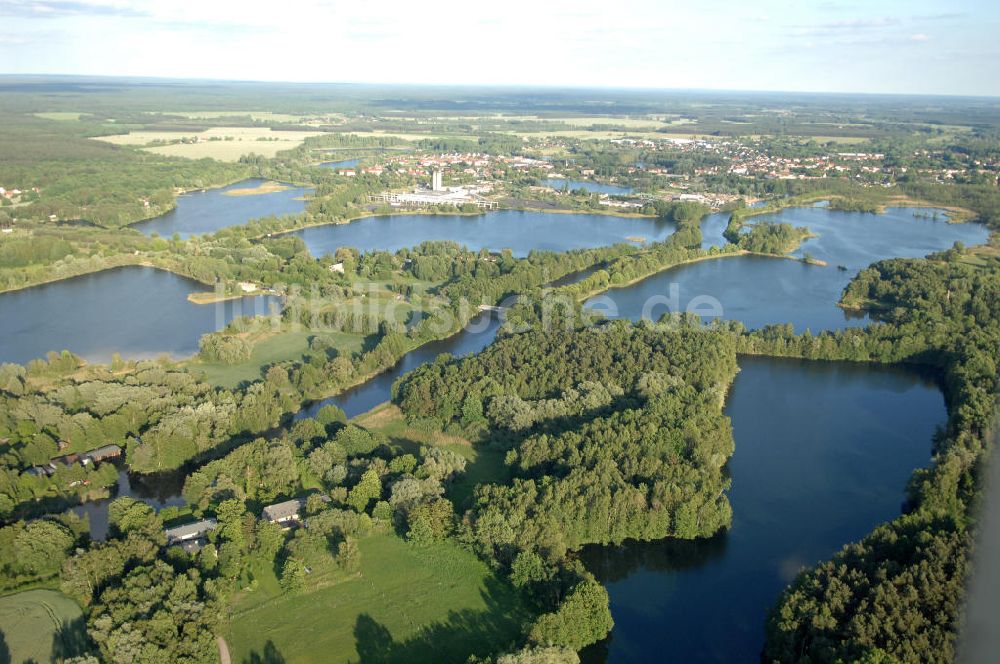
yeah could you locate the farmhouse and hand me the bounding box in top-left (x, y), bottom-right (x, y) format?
top-left (81, 444), bottom-right (122, 465)
top-left (164, 518), bottom-right (217, 545)
top-left (262, 498), bottom-right (304, 524)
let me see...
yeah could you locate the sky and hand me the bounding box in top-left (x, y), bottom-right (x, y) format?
top-left (0, 0), bottom-right (998, 96)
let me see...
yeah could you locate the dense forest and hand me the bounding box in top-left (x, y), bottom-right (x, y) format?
top-left (393, 320), bottom-right (740, 649)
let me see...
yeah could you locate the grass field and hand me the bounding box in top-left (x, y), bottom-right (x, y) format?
top-left (33, 111), bottom-right (87, 121)
top-left (191, 329), bottom-right (365, 388)
top-left (93, 126), bottom-right (325, 161)
top-left (0, 589), bottom-right (89, 663)
top-left (225, 534), bottom-right (531, 664)
top-left (552, 115), bottom-right (671, 128)
top-left (158, 110), bottom-right (310, 122)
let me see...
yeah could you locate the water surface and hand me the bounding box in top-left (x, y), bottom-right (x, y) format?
top-left (131, 178), bottom-right (310, 238)
top-left (580, 356), bottom-right (946, 663)
top-left (0, 266), bottom-right (279, 365)
top-left (297, 312), bottom-right (502, 420)
top-left (588, 206), bottom-right (987, 332)
top-left (320, 159), bottom-right (360, 170)
top-left (293, 210), bottom-right (673, 257)
top-left (73, 468), bottom-right (187, 541)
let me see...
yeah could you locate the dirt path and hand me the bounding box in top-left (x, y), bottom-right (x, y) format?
top-left (217, 635), bottom-right (231, 664)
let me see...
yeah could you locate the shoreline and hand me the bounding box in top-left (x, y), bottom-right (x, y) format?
top-left (260, 202), bottom-right (661, 242)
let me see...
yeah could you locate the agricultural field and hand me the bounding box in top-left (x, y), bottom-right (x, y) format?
top-left (225, 534), bottom-right (531, 664)
top-left (92, 126), bottom-right (326, 161)
top-left (553, 115), bottom-right (675, 128)
top-left (0, 590), bottom-right (89, 663)
top-left (32, 111), bottom-right (88, 121)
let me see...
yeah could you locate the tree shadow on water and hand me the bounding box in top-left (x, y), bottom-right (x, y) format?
top-left (0, 628), bottom-right (10, 664)
top-left (242, 640), bottom-right (287, 664)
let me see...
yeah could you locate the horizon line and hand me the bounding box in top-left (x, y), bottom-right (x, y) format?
top-left (2, 72), bottom-right (999, 101)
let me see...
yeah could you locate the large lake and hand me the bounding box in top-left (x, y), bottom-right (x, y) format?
top-left (130, 178), bottom-right (311, 239)
top-left (580, 357), bottom-right (945, 663)
top-left (292, 210), bottom-right (674, 257)
top-left (0, 266), bottom-right (279, 365)
top-left (587, 206), bottom-right (988, 332)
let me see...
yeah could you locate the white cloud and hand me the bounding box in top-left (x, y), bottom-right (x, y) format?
top-left (911, 33), bottom-right (930, 41)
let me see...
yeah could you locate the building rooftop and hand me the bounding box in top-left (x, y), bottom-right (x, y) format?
top-left (262, 498), bottom-right (304, 523)
top-left (165, 518), bottom-right (217, 543)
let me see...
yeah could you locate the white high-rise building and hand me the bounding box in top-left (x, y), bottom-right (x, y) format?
top-left (431, 170), bottom-right (443, 191)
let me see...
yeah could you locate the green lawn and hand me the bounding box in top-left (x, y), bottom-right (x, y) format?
top-left (0, 589), bottom-right (90, 663)
top-left (192, 329), bottom-right (364, 388)
top-left (225, 534), bottom-right (532, 664)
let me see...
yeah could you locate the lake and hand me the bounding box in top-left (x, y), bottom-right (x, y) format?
top-left (0, 266), bottom-right (279, 365)
top-left (292, 210), bottom-right (674, 257)
top-left (586, 206), bottom-right (988, 332)
top-left (320, 159), bottom-right (360, 170)
top-left (579, 356), bottom-right (946, 663)
top-left (543, 179), bottom-right (633, 195)
top-left (130, 178), bottom-right (311, 239)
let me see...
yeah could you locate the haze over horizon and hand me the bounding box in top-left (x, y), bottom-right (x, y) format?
top-left (1, 0), bottom-right (998, 97)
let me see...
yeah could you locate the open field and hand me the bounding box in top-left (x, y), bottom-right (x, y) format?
top-left (92, 126), bottom-right (326, 161)
top-left (157, 110), bottom-right (310, 122)
top-left (552, 115), bottom-right (673, 128)
top-left (33, 111), bottom-right (87, 121)
top-left (191, 329), bottom-right (365, 388)
top-left (0, 589), bottom-right (88, 663)
top-left (225, 534), bottom-right (531, 664)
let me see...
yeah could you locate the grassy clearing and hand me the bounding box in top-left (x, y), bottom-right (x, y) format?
top-left (191, 329), bottom-right (365, 388)
top-left (354, 404), bottom-right (509, 510)
top-left (92, 126), bottom-right (325, 161)
top-left (0, 589), bottom-right (89, 663)
top-left (225, 534), bottom-right (531, 664)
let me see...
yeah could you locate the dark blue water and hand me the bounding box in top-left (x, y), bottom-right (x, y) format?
top-left (293, 210), bottom-right (673, 257)
top-left (0, 266), bottom-right (279, 365)
top-left (131, 178), bottom-right (310, 239)
top-left (543, 179), bottom-right (633, 195)
top-left (580, 357), bottom-right (945, 663)
top-left (588, 207), bottom-right (987, 332)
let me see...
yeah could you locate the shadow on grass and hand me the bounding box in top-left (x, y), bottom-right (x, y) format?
top-left (51, 616), bottom-right (92, 663)
top-left (351, 576), bottom-right (529, 663)
top-left (0, 628), bottom-right (9, 664)
top-left (242, 640), bottom-right (287, 664)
